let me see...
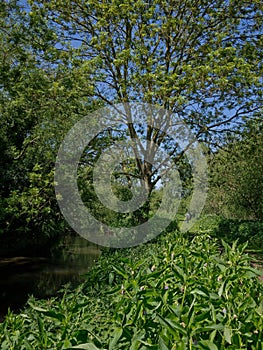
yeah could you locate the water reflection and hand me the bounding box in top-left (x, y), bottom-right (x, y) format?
top-left (0, 236), bottom-right (101, 320)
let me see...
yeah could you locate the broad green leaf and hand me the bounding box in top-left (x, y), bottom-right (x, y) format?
top-left (109, 328), bottom-right (123, 350)
top-left (190, 288), bottom-right (209, 297)
top-left (42, 310), bottom-right (65, 322)
top-left (194, 324), bottom-right (224, 334)
top-left (157, 314), bottom-right (187, 336)
top-left (159, 336), bottom-right (169, 350)
top-left (130, 331), bottom-right (145, 350)
top-left (199, 340), bottom-right (218, 350)
top-left (224, 326), bottom-right (232, 344)
top-left (172, 265), bottom-right (186, 282)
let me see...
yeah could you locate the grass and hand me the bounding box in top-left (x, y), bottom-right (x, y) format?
top-left (0, 224), bottom-right (263, 349)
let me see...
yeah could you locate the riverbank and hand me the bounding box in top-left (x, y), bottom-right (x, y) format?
top-left (0, 228), bottom-right (262, 349)
top-left (0, 236), bottom-right (101, 321)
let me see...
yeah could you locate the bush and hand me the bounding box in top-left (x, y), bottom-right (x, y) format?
top-left (215, 219), bottom-right (263, 249)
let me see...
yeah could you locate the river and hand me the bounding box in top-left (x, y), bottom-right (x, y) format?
top-left (0, 235), bottom-right (101, 321)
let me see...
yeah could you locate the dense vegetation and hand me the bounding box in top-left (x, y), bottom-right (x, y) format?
top-left (0, 0), bottom-right (262, 348)
top-left (1, 230), bottom-right (262, 349)
top-left (207, 120), bottom-right (263, 221)
top-left (1, 0), bottom-right (262, 250)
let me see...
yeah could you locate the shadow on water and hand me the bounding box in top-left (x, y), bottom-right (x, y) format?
top-left (0, 235), bottom-right (101, 321)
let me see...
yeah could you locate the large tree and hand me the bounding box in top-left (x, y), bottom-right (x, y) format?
top-left (11, 0), bottom-right (259, 246)
top-left (28, 0), bottom-right (262, 191)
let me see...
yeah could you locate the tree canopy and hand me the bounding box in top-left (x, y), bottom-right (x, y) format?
top-left (0, 1), bottom-right (96, 247)
top-left (29, 0), bottom-right (263, 129)
top-left (29, 0), bottom-right (262, 192)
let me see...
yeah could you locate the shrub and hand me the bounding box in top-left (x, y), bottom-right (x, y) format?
top-left (215, 219), bottom-right (263, 249)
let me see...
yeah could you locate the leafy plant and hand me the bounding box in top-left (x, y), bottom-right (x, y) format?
top-left (1, 231), bottom-right (262, 349)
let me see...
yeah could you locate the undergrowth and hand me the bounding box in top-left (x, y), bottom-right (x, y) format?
top-left (0, 231), bottom-right (262, 349)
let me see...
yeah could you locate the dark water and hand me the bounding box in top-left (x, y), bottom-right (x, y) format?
top-left (0, 236), bottom-right (101, 320)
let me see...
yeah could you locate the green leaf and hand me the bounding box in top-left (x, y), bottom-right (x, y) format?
top-left (159, 336), bottom-right (170, 350)
top-left (28, 301), bottom-right (65, 321)
top-left (109, 272), bottom-right (115, 285)
top-left (190, 288), bottom-right (209, 297)
top-left (199, 340), bottom-right (218, 350)
top-left (209, 330), bottom-right (217, 343)
top-left (221, 240), bottom-right (231, 253)
top-left (71, 343), bottom-right (103, 349)
top-left (172, 265), bottom-right (186, 282)
top-left (194, 310), bottom-right (211, 323)
top-left (130, 331), bottom-right (145, 350)
top-left (111, 265), bottom-right (128, 279)
top-left (242, 266), bottom-right (263, 277)
top-left (109, 328), bottom-right (123, 350)
top-left (157, 314), bottom-right (187, 336)
top-left (42, 310), bottom-right (65, 322)
top-left (224, 326), bottom-right (232, 344)
top-left (28, 302), bottom-right (48, 312)
top-left (37, 315), bottom-right (44, 335)
top-left (218, 282), bottom-right (225, 297)
top-left (194, 324), bottom-right (224, 334)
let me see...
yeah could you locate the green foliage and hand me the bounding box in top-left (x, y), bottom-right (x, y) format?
top-left (190, 214), bottom-right (263, 251)
top-left (29, 0), bottom-right (263, 117)
top-left (0, 1), bottom-right (98, 248)
top-left (208, 120), bottom-right (263, 220)
top-left (215, 219), bottom-right (263, 251)
top-left (26, 0), bottom-right (263, 211)
top-left (1, 0), bottom-right (262, 250)
top-left (104, 235), bottom-right (263, 349)
top-left (1, 231), bottom-right (262, 349)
